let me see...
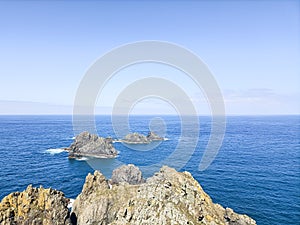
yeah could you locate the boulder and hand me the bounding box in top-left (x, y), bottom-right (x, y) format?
top-left (111, 164), bottom-right (145, 185)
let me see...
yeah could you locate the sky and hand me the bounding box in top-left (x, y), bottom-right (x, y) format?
top-left (0, 0), bottom-right (299, 115)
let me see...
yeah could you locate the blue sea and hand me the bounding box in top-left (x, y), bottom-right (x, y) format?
top-left (0, 115), bottom-right (299, 225)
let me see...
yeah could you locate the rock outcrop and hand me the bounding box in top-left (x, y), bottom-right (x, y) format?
top-left (0, 165), bottom-right (256, 225)
top-left (146, 131), bottom-right (164, 141)
top-left (0, 185), bottom-right (71, 225)
top-left (111, 164), bottom-right (145, 185)
top-left (67, 131), bottom-right (118, 158)
top-left (122, 131), bottom-right (164, 144)
top-left (71, 165), bottom-right (256, 225)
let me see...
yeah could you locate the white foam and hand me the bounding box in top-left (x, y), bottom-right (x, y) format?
top-left (68, 198), bottom-right (75, 209)
top-left (67, 137), bottom-right (75, 140)
top-left (75, 157), bottom-right (89, 161)
top-left (45, 148), bottom-right (65, 155)
top-left (164, 138), bottom-right (169, 141)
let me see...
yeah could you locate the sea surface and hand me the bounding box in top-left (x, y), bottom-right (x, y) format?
top-left (0, 115), bottom-right (299, 225)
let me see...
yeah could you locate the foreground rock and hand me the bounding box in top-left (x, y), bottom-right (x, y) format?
top-left (111, 164), bottom-right (145, 185)
top-left (0, 185), bottom-right (71, 225)
top-left (72, 165), bottom-right (256, 225)
top-left (67, 131), bottom-right (118, 158)
top-left (123, 131), bottom-right (164, 144)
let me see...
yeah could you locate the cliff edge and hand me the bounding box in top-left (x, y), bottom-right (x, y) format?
top-left (72, 165), bottom-right (256, 225)
top-left (0, 165), bottom-right (256, 225)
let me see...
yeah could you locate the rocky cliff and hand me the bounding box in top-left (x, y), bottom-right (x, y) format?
top-left (111, 164), bottom-right (145, 185)
top-left (0, 165), bottom-right (256, 225)
top-left (67, 132), bottom-right (118, 158)
top-left (0, 185), bottom-right (71, 225)
top-left (72, 165), bottom-right (256, 225)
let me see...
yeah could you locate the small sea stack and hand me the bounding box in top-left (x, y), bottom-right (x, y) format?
top-left (122, 131), bottom-right (164, 144)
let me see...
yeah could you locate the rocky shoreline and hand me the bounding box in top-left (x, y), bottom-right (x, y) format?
top-left (0, 164), bottom-right (256, 225)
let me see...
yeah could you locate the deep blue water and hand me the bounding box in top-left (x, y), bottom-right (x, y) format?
top-left (0, 115), bottom-right (299, 225)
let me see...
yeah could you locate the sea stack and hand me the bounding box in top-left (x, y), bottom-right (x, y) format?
top-left (67, 131), bottom-right (118, 158)
top-left (122, 131), bottom-right (164, 144)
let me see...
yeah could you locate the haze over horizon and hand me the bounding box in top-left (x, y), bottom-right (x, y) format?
top-left (0, 1), bottom-right (299, 115)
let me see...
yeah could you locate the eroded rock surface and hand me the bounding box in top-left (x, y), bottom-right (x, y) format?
top-left (146, 131), bottom-right (164, 141)
top-left (0, 185), bottom-right (71, 225)
top-left (111, 164), bottom-right (145, 185)
top-left (68, 131), bottom-right (118, 158)
top-left (122, 131), bottom-right (164, 144)
top-left (72, 165), bottom-right (256, 225)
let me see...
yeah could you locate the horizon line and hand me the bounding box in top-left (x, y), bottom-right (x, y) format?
top-left (0, 114), bottom-right (299, 116)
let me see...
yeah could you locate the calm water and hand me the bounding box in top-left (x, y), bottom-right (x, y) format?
top-left (0, 115), bottom-right (299, 225)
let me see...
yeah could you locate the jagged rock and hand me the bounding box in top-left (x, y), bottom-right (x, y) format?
top-left (0, 185), bottom-right (71, 225)
top-left (147, 131), bottom-right (164, 141)
top-left (111, 164), bottom-right (145, 185)
top-left (122, 132), bottom-right (150, 144)
top-left (67, 131), bottom-right (118, 158)
top-left (71, 165), bottom-right (256, 225)
top-left (122, 131), bottom-right (164, 144)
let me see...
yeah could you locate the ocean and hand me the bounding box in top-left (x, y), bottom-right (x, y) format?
top-left (0, 115), bottom-right (299, 225)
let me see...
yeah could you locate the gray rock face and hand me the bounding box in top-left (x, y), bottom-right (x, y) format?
top-left (146, 131), bottom-right (164, 141)
top-left (123, 132), bottom-right (150, 144)
top-left (71, 165), bottom-right (257, 225)
top-left (111, 164), bottom-right (145, 185)
top-left (68, 131), bottom-right (118, 158)
top-left (0, 185), bottom-right (71, 225)
top-left (123, 131), bottom-right (164, 144)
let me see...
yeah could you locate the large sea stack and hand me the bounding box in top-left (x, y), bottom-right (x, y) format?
top-left (67, 131), bottom-right (118, 158)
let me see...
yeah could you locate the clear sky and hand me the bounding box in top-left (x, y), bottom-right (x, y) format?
top-left (0, 0), bottom-right (299, 115)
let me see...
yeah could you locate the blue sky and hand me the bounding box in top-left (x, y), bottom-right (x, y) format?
top-left (0, 0), bottom-right (299, 115)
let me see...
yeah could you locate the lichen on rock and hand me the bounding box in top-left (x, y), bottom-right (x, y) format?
top-left (0, 185), bottom-right (71, 225)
